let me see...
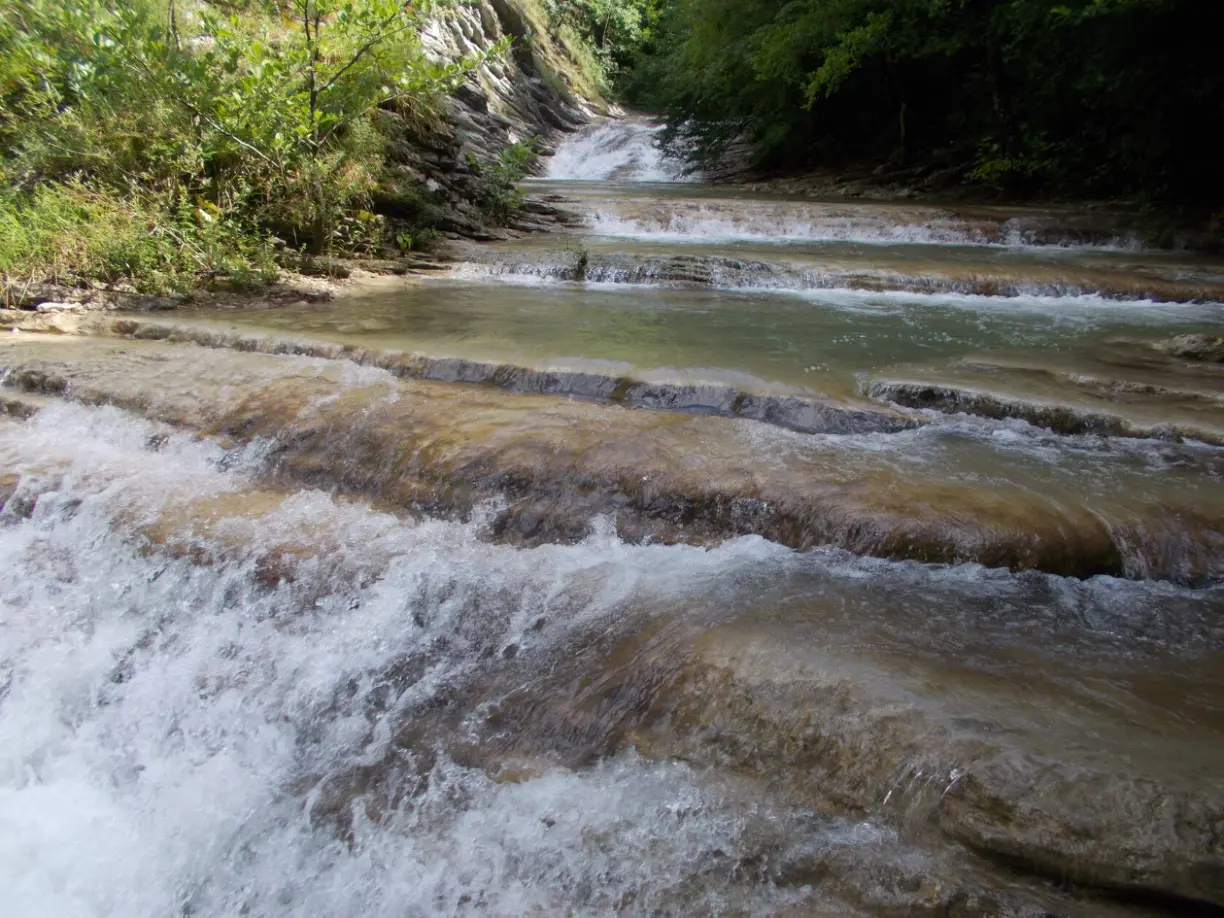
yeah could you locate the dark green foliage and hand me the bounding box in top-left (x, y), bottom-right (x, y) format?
top-left (627, 0), bottom-right (1224, 204)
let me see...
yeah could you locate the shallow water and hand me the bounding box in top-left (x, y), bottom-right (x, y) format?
top-left (4, 118), bottom-right (1224, 916)
top-left (0, 406), bottom-right (817, 917)
top-left (3, 402), bottom-right (1222, 916)
top-left (183, 277), bottom-right (1224, 401)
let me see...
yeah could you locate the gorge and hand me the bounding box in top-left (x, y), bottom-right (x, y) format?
top-left (4, 114), bottom-right (1224, 917)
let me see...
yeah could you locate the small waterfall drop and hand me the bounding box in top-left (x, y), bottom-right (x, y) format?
top-left (544, 119), bottom-right (692, 183)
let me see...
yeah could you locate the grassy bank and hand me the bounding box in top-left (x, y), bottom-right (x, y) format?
top-left (0, 0), bottom-right (579, 303)
top-left (0, 182), bottom-right (280, 299)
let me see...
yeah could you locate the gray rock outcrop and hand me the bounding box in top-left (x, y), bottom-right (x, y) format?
top-left (378, 1), bottom-right (607, 235)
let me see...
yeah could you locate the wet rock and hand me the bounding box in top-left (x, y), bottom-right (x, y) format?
top-left (36, 301), bottom-right (84, 313)
top-left (868, 381), bottom-right (1135, 439)
top-left (939, 750), bottom-right (1224, 907)
top-left (637, 625), bottom-right (1224, 910)
top-left (868, 372), bottom-right (1224, 446)
top-left (4, 366), bottom-right (69, 396)
top-left (737, 394), bottom-right (916, 436)
top-left (2, 283), bottom-right (87, 310)
top-left (293, 256), bottom-right (353, 279)
top-left (0, 391), bottom-right (48, 419)
top-left (0, 472), bottom-right (38, 520)
top-left (1156, 334), bottom-right (1224, 363)
top-left (2, 308), bottom-right (85, 336)
top-left (472, 611), bottom-right (1223, 912)
top-left (349, 258), bottom-right (413, 276)
top-left (619, 381), bottom-right (741, 413)
top-left (633, 632), bottom-right (964, 816)
top-left (2, 336), bottom-right (1221, 581)
top-left (775, 841), bottom-right (1060, 918)
top-left (0, 473), bottom-right (18, 514)
top-left (124, 293), bottom-right (186, 311)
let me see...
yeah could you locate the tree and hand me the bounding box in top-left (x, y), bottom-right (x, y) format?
top-left (546, 0), bottom-right (656, 74)
top-left (627, 0), bottom-right (1224, 204)
top-left (118, 0), bottom-right (503, 251)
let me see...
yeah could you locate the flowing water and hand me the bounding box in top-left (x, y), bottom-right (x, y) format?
top-left (3, 119), bottom-right (1224, 917)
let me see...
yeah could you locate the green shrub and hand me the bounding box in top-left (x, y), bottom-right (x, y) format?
top-left (0, 0), bottom-right (506, 292)
top-left (468, 138), bottom-right (541, 226)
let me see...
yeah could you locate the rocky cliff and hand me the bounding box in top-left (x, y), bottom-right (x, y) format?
top-left (377, 0), bottom-right (610, 236)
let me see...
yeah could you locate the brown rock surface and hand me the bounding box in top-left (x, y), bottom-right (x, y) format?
top-left (6, 334), bottom-right (1212, 580)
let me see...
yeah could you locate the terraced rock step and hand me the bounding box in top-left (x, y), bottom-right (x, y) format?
top-left (4, 333), bottom-right (1224, 582)
top-left (5, 415), bottom-right (1220, 913)
top-left (452, 244), bottom-right (1224, 303)
top-left (0, 311), bottom-right (917, 436)
top-left (527, 181), bottom-right (1168, 250)
top-left (868, 345), bottom-right (1224, 445)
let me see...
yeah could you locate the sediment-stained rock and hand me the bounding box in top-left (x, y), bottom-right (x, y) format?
top-left (1156, 333), bottom-right (1224, 363)
top-left (2, 335), bottom-right (1196, 580)
top-left (868, 350), bottom-right (1224, 445)
top-left (629, 624), bottom-right (1224, 908)
top-left (5, 334), bottom-right (1224, 581)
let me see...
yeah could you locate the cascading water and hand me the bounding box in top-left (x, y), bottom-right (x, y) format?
top-left (0, 405), bottom-right (826, 917)
top-left (544, 119), bottom-right (691, 183)
top-left (4, 119), bottom-right (1224, 917)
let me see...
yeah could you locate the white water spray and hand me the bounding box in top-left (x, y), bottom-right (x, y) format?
top-left (0, 403), bottom-right (818, 918)
top-left (545, 120), bottom-right (692, 183)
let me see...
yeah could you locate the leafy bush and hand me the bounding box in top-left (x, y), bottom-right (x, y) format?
top-left (468, 138), bottom-right (540, 226)
top-left (0, 0), bottom-right (506, 291)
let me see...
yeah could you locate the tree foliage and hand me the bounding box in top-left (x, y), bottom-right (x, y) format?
top-left (543, 0), bottom-right (659, 76)
top-left (0, 0), bottom-right (505, 293)
top-left (625, 0), bottom-right (1224, 203)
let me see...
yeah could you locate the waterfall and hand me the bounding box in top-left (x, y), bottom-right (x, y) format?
top-left (544, 119), bottom-right (692, 183)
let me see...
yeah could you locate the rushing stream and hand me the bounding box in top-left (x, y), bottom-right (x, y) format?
top-left (3, 119), bottom-right (1224, 917)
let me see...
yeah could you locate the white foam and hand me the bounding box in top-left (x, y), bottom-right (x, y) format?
top-left (0, 403), bottom-right (813, 918)
top-left (793, 286), bottom-right (1222, 317)
top-left (444, 261), bottom-right (1222, 314)
top-left (584, 210), bottom-right (1142, 251)
top-left (546, 120), bottom-right (692, 183)
top-left (585, 210), bottom-right (989, 246)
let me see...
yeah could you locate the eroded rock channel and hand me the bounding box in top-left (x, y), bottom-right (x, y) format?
top-left (3, 121), bottom-right (1224, 917)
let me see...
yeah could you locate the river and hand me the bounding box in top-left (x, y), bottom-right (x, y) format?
top-left (2, 119), bottom-right (1223, 917)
